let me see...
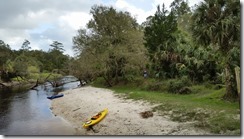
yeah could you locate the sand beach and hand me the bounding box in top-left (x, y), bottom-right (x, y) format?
top-left (51, 86), bottom-right (210, 135)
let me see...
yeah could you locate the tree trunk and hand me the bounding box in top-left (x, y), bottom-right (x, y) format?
top-left (44, 73), bottom-right (52, 82)
top-left (234, 67), bottom-right (241, 106)
top-left (223, 63), bottom-right (238, 101)
top-left (234, 67), bottom-right (240, 96)
top-left (30, 79), bottom-right (39, 90)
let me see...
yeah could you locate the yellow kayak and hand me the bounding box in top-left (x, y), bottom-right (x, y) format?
top-left (83, 108), bottom-right (108, 128)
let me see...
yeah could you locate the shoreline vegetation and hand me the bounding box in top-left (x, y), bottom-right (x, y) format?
top-left (0, 72), bottom-right (63, 89)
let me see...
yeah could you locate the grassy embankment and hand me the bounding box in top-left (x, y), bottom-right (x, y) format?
top-left (92, 77), bottom-right (240, 135)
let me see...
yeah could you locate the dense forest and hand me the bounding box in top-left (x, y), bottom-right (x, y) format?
top-left (71, 0), bottom-right (240, 101)
top-left (0, 0), bottom-right (240, 101)
top-left (0, 40), bottom-right (71, 82)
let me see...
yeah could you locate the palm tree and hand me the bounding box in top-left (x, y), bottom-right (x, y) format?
top-left (191, 0), bottom-right (240, 100)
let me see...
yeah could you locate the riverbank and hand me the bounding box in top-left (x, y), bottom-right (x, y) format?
top-left (0, 73), bottom-right (63, 89)
top-left (51, 86), bottom-right (211, 135)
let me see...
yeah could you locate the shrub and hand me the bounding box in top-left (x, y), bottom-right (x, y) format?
top-left (28, 66), bottom-right (40, 73)
top-left (178, 87), bottom-right (192, 94)
top-left (141, 78), bottom-right (168, 92)
top-left (167, 76), bottom-right (192, 94)
top-left (146, 81), bottom-right (164, 91)
top-left (132, 76), bottom-right (147, 87)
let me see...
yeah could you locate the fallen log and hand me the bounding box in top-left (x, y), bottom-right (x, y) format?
top-left (0, 82), bottom-right (7, 87)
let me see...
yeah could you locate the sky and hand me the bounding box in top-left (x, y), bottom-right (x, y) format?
top-left (0, 0), bottom-right (229, 56)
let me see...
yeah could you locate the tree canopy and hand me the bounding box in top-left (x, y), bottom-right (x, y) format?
top-left (0, 40), bottom-right (70, 82)
top-left (72, 5), bottom-right (148, 86)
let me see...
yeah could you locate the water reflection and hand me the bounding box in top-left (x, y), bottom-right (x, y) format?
top-left (0, 76), bottom-right (80, 135)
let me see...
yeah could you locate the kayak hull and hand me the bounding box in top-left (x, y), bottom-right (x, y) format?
top-left (47, 94), bottom-right (64, 100)
top-left (83, 108), bottom-right (108, 128)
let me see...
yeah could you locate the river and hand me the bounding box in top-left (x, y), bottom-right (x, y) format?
top-left (0, 76), bottom-right (80, 135)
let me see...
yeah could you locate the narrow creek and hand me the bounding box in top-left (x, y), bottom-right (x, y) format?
top-left (0, 76), bottom-right (80, 135)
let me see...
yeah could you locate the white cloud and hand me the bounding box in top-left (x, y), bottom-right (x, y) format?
top-left (59, 12), bottom-right (92, 30)
top-left (0, 29), bottom-right (28, 50)
top-left (114, 0), bottom-right (153, 24)
top-left (0, 0), bottom-right (97, 56)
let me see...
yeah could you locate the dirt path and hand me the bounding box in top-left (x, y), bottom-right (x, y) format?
top-left (51, 86), bottom-right (211, 135)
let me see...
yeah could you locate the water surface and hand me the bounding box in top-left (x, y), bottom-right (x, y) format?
top-left (0, 77), bottom-right (80, 135)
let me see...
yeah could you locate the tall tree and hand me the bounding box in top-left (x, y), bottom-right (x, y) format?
top-left (170, 0), bottom-right (192, 33)
top-left (50, 41), bottom-right (64, 52)
top-left (170, 0), bottom-right (191, 18)
top-left (191, 0), bottom-right (240, 100)
top-left (73, 5), bottom-right (148, 86)
top-left (13, 55), bottom-right (30, 78)
top-left (48, 41), bottom-right (68, 72)
top-left (21, 39), bottom-right (31, 52)
top-left (144, 4), bottom-right (178, 78)
top-left (0, 40), bottom-right (13, 81)
top-left (0, 40), bottom-right (12, 70)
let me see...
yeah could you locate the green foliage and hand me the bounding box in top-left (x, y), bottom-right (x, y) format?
top-left (0, 39), bottom-right (70, 82)
top-left (143, 3), bottom-right (195, 80)
top-left (144, 5), bottom-right (180, 78)
top-left (145, 81), bottom-right (166, 92)
top-left (167, 76), bottom-right (192, 94)
top-left (170, 0), bottom-right (191, 17)
top-left (28, 66), bottom-right (40, 74)
top-left (50, 41), bottom-right (64, 52)
top-left (21, 39), bottom-right (31, 52)
top-left (13, 55), bottom-right (30, 77)
top-left (48, 41), bottom-right (69, 71)
top-left (72, 5), bottom-right (148, 86)
top-left (141, 0), bottom-right (239, 97)
top-left (0, 40), bottom-right (12, 70)
top-left (144, 4), bottom-right (178, 54)
top-left (191, 0), bottom-right (240, 51)
top-left (191, 0), bottom-right (240, 100)
top-left (208, 114), bottom-right (240, 134)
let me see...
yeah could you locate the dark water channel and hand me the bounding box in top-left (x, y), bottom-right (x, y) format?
top-left (0, 76), bottom-right (80, 135)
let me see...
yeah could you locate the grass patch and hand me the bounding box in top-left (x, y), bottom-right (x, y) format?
top-left (207, 114), bottom-right (240, 134)
top-left (92, 78), bottom-right (240, 135)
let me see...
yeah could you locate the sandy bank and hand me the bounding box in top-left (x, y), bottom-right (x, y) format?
top-left (51, 86), bottom-right (210, 135)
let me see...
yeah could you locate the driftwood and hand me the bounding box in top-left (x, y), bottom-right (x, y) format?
top-left (44, 73), bottom-right (64, 87)
top-left (46, 79), bottom-right (64, 87)
top-left (72, 108), bottom-right (81, 112)
top-left (0, 82), bottom-right (14, 88)
top-left (0, 82), bottom-right (7, 88)
top-left (30, 79), bottom-right (39, 90)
